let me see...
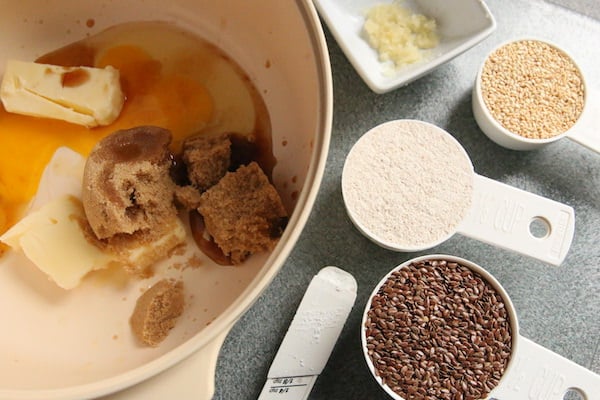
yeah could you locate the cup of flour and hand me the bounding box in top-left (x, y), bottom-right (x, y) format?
top-left (341, 119), bottom-right (575, 266)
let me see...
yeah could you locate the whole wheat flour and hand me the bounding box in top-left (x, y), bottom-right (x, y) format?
top-left (342, 120), bottom-right (474, 249)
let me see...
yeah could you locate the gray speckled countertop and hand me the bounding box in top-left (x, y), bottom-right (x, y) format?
top-left (214, 0), bottom-right (600, 398)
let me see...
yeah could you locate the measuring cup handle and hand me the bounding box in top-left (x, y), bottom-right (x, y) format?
top-left (568, 87), bottom-right (600, 154)
top-left (99, 328), bottom-right (229, 400)
top-left (488, 336), bottom-right (600, 399)
top-left (457, 174), bottom-right (575, 266)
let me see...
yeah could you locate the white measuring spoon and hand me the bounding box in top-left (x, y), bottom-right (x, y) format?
top-left (341, 120), bottom-right (574, 266)
top-left (472, 38), bottom-right (600, 154)
top-left (360, 254), bottom-right (600, 400)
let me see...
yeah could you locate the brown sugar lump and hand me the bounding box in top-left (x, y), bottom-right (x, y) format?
top-left (82, 126), bottom-right (178, 239)
top-left (82, 126), bottom-right (186, 275)
top-left (197, 162), bottom-right (288, 264)
top-left (130, 279), bottom-right (185, 347)
top-left (174, 185), bottom-right (203, 210)
top-left (182, 132), bottom-right (231, 192)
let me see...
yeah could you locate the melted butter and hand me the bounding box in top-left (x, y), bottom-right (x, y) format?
top-left (0, 21), bottom-right (272, 234)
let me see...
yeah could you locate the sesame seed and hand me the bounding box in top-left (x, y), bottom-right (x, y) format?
top-left (480, 40), bottom-right (585, 140)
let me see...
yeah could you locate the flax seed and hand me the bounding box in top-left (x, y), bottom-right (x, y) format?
top-left (365, 258), bottom-right (512, 400)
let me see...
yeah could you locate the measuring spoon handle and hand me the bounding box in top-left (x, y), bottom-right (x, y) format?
top-left (488, 336), bottom-right (600, 399)
top-left (568, 87), bottom-right (600, 154)
top-left (457, 174), bottom-right (575, 266)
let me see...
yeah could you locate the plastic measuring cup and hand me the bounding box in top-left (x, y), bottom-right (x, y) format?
top-left (472, 38), bottom-right (600, 153)
top-left (341, 120), bottom-right (574, 266)
top-left (360, 254), bottom-right (600, 400)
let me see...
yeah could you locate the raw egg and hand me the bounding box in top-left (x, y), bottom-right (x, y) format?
top-left (0, 21), bottom-right (271, 233)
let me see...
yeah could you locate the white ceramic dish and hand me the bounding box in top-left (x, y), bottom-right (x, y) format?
top-left (0, 1), bottom-right (332, 399)
top-left (313, 0), bottom-right (497, 93)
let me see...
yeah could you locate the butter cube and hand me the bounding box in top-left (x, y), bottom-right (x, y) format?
top-left (28, 146), bottom-right (86, 213)
top-left (120, 218), bottom-right (187, 271)
top-left (0, 60), bottom-right (125, 127)
top-left (0, 195), bottom-right (116, 290)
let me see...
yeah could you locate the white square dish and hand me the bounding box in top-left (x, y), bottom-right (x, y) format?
top-left (314, 0), bottom-right (497, 93)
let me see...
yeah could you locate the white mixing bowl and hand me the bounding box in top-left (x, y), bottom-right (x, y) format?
top-left (0, 1), bottom-right (332, 398)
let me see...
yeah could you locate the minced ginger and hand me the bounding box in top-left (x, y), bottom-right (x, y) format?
top-left (363, 1), bottom-right (439, 69)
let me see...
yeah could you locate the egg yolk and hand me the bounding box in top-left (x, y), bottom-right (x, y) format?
top-left (0, 44), bottom-right (214, 234)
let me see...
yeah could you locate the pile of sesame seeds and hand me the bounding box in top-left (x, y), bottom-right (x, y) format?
top-left (480, 39), bottom-right (585, 140)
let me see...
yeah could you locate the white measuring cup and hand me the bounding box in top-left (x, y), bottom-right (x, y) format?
top-left (341, 120), bottom-right (574, 266)
top-left (472, 38), bottom-right (600, 153)
top-left (360, 254), bottom-right (600, 400)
